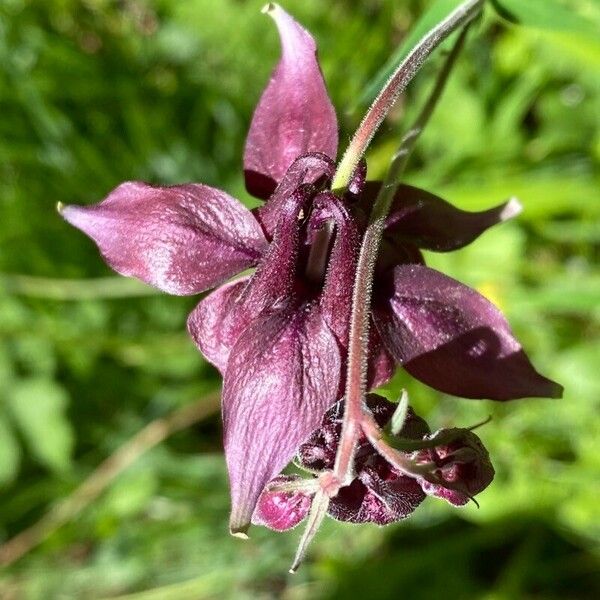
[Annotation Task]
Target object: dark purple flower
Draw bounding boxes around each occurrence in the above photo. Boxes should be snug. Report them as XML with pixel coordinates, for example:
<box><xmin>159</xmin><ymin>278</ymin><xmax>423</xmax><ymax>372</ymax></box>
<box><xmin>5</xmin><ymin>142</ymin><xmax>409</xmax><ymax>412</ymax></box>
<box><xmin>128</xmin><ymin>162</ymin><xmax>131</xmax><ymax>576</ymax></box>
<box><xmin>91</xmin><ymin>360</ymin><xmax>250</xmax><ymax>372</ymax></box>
<box><xmin>255</xmin><ymin>395</ymin><xmax>429</xmax><ymax>528</ymax></box>
<box><xmin>253</xmin><ymin>475</ymin><xmax>314</xmax><ymax>532</ymax></box>
<box><xmin>411</xmin><ymin>428</ymin><xmax>495</xmax><ymax>506</ymax></box>
<box><xmin>59</xmin><ymin>4</ymin><xmax>560</xmax><ymax>535</ymax></box>
<box><xmin>255</xmin><ymin>395</ymin><xmax>495</xmax><ymax>530</ymax></box>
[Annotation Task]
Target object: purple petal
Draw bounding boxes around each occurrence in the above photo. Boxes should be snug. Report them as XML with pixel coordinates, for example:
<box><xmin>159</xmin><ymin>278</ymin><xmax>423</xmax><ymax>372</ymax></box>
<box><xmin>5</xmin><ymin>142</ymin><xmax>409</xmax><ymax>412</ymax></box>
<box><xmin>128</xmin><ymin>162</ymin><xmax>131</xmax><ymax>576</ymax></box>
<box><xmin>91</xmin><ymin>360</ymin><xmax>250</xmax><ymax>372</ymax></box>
<box><xmin>374</xmin><ymin>264</ymin><xmax>563</xmax><ymax>400</ymax></box>
<box><xmin>387</xmin><ymin>185</ymin><xmax>522</xmax><ymax>251</ymax></box>
<box><xmin>252</xmin><ymin>475</ymin><xmax>312</xmax><ymax>531</ymax></box>
<box><xmin>187</xmin><ymin>277</ymin><xmax>250</xmax><ymax>374</ymax></box>
<box><xmin>223</xmin><ymin>303</ymin><xmax>340</xmax><ymax>535</ymax></box>
<box><xmin>188</xmin><ymin>186</ymin><xmax>309</xmax><ymax>372</ymax></box>
<box><xmin>255</xmin><ymin>152</ymin><xmax>335</xmax><ymax>240</ymax></box>
<box><xmin>243</xmin><ymin>187</ymin><xmax>306</xmax><ymax>308</ymax></box>
<box><xmin>314</xmin><ymin>193</ymin><xmax>360</xmax><ymax>345</ymax></box>
<box><xmin>366</xmin><ymin>327</ymin><xmax>396</xmax><ymax>390</ymax></box>
<box><xmin>60</xmin><ymin>182</ymin><xmax>267</xmax><ymax>295</ymax></box>
<box><xmin>362</xmin><ymin>182</ymin><xmax>522</xmax><ymax>252</ymax></box>
<box><xmin>244</xmin><ymin>4</ymin><xmax>338</xmax><ymax>199</ymax></box>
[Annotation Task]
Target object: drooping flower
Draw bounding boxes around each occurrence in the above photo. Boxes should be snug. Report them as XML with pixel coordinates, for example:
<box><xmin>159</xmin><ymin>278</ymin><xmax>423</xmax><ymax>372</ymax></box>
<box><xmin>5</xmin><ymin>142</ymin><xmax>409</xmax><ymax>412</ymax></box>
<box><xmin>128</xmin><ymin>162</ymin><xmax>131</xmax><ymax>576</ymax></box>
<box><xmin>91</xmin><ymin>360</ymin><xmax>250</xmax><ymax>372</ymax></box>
<box><xmin>255</xmin><ymin>395</ymin><xmax>430</xmax><ymax>528</ymax></box>
<box><xmin>254</xmin><ymin>394</ymin><xmax>494</xmax><ymax>530</ymax></box>
<box><xmin>59</xmin><ymin>4</ymin><xmax>561</xmax><ymax>535</ymax></box>
<box><xmin>411</xmin><ymin>428</ymin><xmax>495</xmax><ymax>506</ymax></box>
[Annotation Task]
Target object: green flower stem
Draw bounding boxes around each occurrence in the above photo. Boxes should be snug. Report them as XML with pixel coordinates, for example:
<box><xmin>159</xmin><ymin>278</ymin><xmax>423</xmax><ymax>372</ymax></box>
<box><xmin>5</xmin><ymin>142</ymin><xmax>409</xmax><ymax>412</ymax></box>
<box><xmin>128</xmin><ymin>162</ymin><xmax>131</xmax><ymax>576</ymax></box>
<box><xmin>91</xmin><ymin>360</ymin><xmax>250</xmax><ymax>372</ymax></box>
<box><xmin>331</xmin><ymin>0</ymin><xmax>482</xmax><ymax>192</ymax></box>
<box><xmin>292</xmin><ymin>15</ymin><xmax>474</xmax><ymax>572</ymax></box>
<box><xmin>334</xmin><ymin>21</ymin><xmax>473</xmax><ymax>488</ymax></box>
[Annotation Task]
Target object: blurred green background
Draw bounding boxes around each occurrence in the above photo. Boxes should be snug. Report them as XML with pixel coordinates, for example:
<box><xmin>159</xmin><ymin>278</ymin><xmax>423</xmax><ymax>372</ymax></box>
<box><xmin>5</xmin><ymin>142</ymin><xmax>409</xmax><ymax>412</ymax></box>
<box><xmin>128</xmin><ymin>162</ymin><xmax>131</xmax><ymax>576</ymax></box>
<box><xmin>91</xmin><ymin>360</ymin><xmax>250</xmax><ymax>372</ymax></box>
<box><xmin>0</xmin><ymin>0</ymin><xmax>598</xmax><ymax>598</ymax></box>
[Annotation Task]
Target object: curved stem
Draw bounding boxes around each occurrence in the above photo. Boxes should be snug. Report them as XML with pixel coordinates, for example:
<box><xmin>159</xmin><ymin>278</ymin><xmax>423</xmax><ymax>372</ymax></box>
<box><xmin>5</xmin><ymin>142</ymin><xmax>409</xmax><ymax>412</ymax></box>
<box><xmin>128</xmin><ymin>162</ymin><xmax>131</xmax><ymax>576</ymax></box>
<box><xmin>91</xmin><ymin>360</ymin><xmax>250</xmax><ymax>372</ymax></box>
<box><xmin>333</xmin><ymin>19</ymin><xmax>473</xmax><ymax>491</ymax></box>
<box><xmin>290</xmin><ymin>16</ymin><xmax>474</xmax><ymax>572</ymax></box>
<box><xmin>332</xmin><ymin>0</ymin><xmax>482</xmax><ymax>191</ymax></box>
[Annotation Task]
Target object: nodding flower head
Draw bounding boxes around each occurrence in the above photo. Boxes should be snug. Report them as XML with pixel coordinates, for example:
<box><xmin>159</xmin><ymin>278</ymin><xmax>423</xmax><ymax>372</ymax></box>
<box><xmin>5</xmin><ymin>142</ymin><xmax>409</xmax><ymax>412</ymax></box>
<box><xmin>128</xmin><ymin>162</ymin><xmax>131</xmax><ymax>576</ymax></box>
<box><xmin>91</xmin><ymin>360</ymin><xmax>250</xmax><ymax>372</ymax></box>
<box><xmin>254</xmin><ymin>395</ymin><xmax>496</xmax><ymax>530</ymax></box>
<box><xmin>411</xmin><ymin>428</ymin><xmax>495</xmax><ymax>506</ymax></box>
<box><xmin>60</xmin><ymin>3</ymin><xmax>561</xmax><ymax>537</ymax></box>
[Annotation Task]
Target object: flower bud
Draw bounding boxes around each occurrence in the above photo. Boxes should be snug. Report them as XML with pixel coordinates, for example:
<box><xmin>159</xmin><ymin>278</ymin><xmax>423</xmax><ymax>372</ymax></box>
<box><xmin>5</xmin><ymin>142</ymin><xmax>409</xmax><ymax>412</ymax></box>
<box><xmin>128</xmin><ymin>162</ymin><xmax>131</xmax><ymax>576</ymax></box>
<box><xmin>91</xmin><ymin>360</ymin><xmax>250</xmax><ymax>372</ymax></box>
<box><xmin>412</xmin><ymin>428</ymin><xmax>494</xmax><ymax>506</ymax></box>
<box><xmin>252</xmin><ymin>475</ymin><xmax>313</xmax><ymax>531</ymax></box>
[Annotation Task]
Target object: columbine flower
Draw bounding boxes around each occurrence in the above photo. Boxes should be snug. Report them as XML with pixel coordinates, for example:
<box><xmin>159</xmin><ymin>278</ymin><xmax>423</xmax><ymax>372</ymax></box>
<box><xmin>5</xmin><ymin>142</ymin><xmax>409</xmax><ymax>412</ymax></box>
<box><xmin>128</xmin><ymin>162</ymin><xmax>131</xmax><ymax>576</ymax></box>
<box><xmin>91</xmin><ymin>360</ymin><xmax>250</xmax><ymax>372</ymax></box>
<box><xmin>59</xmin><ymin>4</ymin><xmax>561</xmax><ymax>535</ymax></box>
<box><xmin>411</xmin><ymin>428</ymin><xmax>495</xmax><ymax>506</ymax></box>
<box><xmin>254</xmin><ymin>395</ymin><xmax>430</xmax><ymax>529</ymax></box>
<box><xmin>254</xmin><ymin>394</ymin><xmax>494</xmax><ymax>530</ymax></box>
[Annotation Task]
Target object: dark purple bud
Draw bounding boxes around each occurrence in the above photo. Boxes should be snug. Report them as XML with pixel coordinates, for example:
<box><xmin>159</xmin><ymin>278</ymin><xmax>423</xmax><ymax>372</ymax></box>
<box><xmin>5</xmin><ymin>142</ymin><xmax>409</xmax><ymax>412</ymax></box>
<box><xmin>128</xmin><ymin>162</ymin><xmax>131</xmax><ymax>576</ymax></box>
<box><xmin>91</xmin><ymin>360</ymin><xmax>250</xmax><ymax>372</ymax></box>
<box><xmin>298</xmin><ymin>394</ymin><xmax>428</xmax><ymax>473</ymax></box>
<box><xmin>328</xmin><ymin>462</ymin><xmax>425</xmax><ymax>525</ymax></box>
<box><xmin>244</xmin><ymin>4</ymin><xmax>338</xmax><ymax>199</ymax></box>
<box><xmin>252</xmin><ymin>475</ymin><xmax>313</xmax><ymax>531</ymax></box>
<box><xmin>296</xmin><ymin>394</ymin><xmax>429</xmax><ymax>525</ymax></box>
<box><xmin>412</xmin><ymin>428</ymin><xmax>495</xmax><ymax>506</ymax></box>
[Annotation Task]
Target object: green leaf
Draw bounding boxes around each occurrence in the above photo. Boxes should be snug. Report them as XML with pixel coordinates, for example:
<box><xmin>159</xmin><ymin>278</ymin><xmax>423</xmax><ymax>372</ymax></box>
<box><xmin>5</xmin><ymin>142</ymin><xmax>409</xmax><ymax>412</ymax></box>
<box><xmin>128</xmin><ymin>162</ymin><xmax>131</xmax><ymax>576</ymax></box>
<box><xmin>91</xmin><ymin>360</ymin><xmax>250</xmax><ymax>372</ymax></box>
<box><xmin>491</xmin><ymin>0</ymin><xmax>599</xmax><ymax>38</ymax></box>
<box><xmin>352</xmin><ymin>0</ymin><xmax>467</xmax><ymax>110</ymax></box>
<box><xmin>0</xmin><ymin>413</ymin><xmax>21</xmax><ymax>485</ymax></box>
<box><xmin>6</xmin><ymin>378</ymin><xmax>74</xmax><ymax>473</ymax></box>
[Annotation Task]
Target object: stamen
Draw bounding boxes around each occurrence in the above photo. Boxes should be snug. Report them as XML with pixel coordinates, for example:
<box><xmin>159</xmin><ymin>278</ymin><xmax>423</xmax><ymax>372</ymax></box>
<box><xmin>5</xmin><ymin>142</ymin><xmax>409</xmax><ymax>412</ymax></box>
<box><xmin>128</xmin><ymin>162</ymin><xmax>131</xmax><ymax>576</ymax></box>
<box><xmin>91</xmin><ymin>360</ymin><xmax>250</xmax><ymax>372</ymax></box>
<box><xmin>390</xmin><ymin>389</ymin><xmax>410</xmax><ymax>435</ymax></box>
<box><xmin>305</xmin><ymin>220</ymin><xmax>335</xmax><ymax>285</ymax></box>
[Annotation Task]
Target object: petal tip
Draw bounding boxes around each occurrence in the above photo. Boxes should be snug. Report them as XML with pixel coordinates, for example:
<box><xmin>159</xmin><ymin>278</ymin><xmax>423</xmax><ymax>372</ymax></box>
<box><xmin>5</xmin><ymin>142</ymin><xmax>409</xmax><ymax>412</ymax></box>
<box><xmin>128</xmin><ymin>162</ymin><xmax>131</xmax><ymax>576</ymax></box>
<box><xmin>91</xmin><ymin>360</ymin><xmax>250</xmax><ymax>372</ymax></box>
<box><xmin>57</xmin><ymin>203</ymin><xmax>86</xmax><ymax>228</ymax></box>
<box><xmin>230</xmin><ymin>529</ymin><xmax>250</xmax><ymax>540</ymax></box>
<box><xmin>548</xmin><ymin>380</ymin><xmax>564</xmax><ymax>399</ymax></box>
<box><xmin>261</xmin><ymin>2</ymin><xmax>277</xmax><ymax>15</ymax></box>
<box><xmin>229</xmin><ymin>504</ymin><xmax>252</xmax><ymax>539</ymax></box>
<box><xmin>500</xmin><ymin>197</ymin><xmax>523</xmax><ymax>222</ymax></box>
<box><xmin>229</xmin><ymin>523</ymin><xmax>250</xmax><ymax>539</ymax></box>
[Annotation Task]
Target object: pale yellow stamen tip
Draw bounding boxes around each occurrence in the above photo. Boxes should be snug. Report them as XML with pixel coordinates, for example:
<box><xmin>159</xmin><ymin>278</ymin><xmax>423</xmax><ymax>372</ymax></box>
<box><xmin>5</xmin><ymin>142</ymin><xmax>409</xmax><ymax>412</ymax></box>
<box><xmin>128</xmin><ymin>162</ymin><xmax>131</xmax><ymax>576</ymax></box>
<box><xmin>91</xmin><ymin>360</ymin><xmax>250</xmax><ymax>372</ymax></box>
<box><xmin>231</xmin><ymin>531</ymin><xmax>249</xmax><ymax>540</ymax></box>
<box><xmin>261</xmin><ymin>2</ymin><xmax>277</xmax><ymax>15</ymax></box>
<box><xmin>56</xmin><ymin>201</ymin><xmax>64</xmax><ymax>213</ymax></box>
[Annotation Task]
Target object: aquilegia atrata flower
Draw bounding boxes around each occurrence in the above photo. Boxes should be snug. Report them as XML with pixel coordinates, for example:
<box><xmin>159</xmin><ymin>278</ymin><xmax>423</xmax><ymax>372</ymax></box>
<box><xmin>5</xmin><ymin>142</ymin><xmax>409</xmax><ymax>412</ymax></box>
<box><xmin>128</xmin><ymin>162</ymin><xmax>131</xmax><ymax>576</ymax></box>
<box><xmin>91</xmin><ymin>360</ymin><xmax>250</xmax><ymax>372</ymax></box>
<box><xmin>60</xmin><ymin>4</ymin><xmax>561</xmax><ymax>535</ymax></box>
<box><xmin>253</xmin><ymin>394</ymin><xmax>494</xmax><ymax>530</ymax></box>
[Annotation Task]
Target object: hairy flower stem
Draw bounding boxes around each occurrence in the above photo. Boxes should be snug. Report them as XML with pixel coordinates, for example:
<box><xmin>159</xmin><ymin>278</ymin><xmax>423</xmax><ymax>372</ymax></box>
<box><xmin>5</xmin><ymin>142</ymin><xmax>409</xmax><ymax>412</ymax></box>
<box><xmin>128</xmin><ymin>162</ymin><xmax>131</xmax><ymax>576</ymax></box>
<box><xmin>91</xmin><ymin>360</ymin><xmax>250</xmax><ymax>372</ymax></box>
<box><xmin>331</xmin><ymin>0</ymin><xmax>482</xmax><ymax>191</ymax></box>
<box><xmin>290</xmin><ymin>17</ymin><xmax>473</xmax><ymax>573</ymax></box>
<box><xmin>334</xmin><ymin>20</ymin><xmax>473</xmax><ymax>489</ymax></box>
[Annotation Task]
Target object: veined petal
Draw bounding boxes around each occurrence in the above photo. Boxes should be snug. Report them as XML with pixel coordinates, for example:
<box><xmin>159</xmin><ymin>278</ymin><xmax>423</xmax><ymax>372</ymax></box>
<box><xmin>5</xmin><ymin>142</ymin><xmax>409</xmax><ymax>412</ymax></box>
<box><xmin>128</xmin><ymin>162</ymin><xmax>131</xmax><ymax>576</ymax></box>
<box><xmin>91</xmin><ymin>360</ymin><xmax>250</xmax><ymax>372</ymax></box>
<box><xmin>189</xmin><ymin>185</ymin><xmax>310</xmax><ymax>374</ymax></box>
<box><xmin>223</xmin><ymin>303</ymin><xmax>340</xmax><ymax>535</ymax></box>
<box><xmin>60</xmin><ymin>182</ymin><xmax>267</xmax><ymax>295</ymax></box>
<box><xmin>244</xmin><ymin>4</ymin><xmax>338</xmax><ymax>199</ymax></box>
<box><xmin>361</xmin><ymin>181</ymin><xmax>522</xmax><ymax>252</ymax></box>
<box><xmin>255</xmin><ymin>152</ymin><xmax>335</xmax><ymax>240</ymax></box>
<box><xmin>374</xmin><ymin>264</ymin><xmax>563</xmax><ymax>400</ymax></box>
<box><xmin>187</xmin><ymin>277</ymin><xmax>250</xmax><ymax>374</ymax></box>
